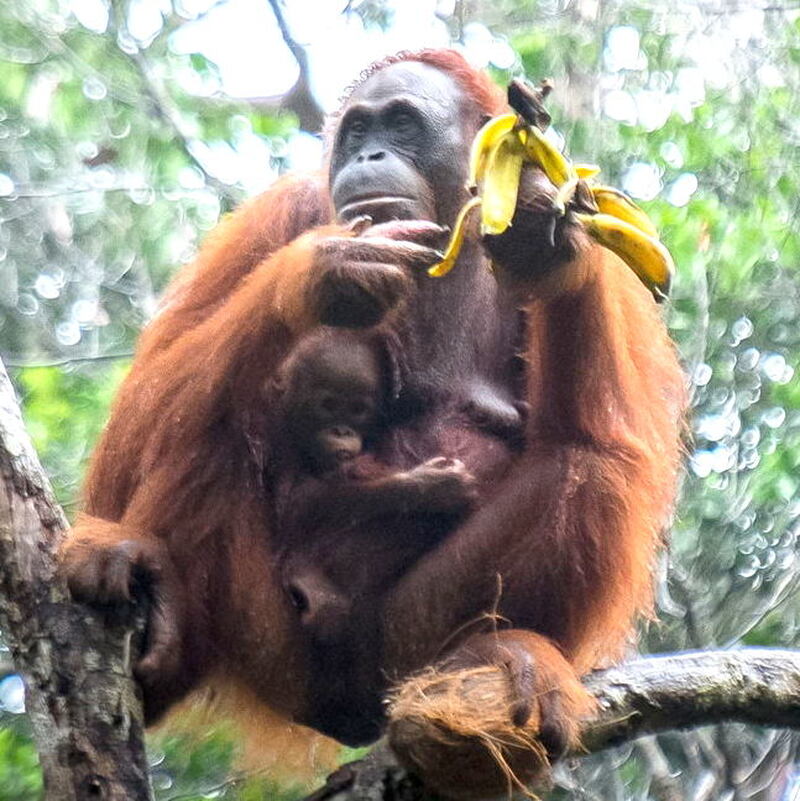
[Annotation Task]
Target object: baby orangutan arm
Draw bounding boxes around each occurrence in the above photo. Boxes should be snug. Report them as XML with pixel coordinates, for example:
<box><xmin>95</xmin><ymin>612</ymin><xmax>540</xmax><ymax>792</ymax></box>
<box><xmin>280</xmin><ymin>457</ymin><xmax>477</xmax><ymax>534</ymax></box>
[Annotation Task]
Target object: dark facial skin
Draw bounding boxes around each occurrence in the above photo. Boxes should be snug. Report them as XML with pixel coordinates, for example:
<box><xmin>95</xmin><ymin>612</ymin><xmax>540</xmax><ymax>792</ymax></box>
<box><xmin>330</xmin><ymin>62</ymin><xmax>476</xmax><ymax>229</ymax></box>
<box><xmin>280</xmin><ymin>335</ymin><xmax>383</xmax><ymax>473</ymax></box>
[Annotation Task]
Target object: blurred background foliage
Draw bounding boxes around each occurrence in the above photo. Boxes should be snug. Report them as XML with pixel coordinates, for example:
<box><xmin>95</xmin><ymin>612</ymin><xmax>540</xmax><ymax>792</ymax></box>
<box><xmin>1</xmin><ymin>0</ymin><xmax>800</xmax><ymax>798</ymax></box>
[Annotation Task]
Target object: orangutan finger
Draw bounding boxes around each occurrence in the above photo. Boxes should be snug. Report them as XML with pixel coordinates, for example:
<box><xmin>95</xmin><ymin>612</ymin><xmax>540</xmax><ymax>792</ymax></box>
<box><xmin>537</xmin><ymin>690</ymin><xmax>571</xmax><ymax>759</ymax></box>
<box><xmin>320</xmin><ymin>236</ymin><xmax>442</xmax><ymax>268</ymax></box>
<box><xmin>135</xmin><ymin>587</ymin><xmax>182</xmax><ymax>686</ymax></box>
<box><xmin>503</xmin><ymin>648</ymin><xmax>536</xmax><ymax>727</ymax></box>
<box><xmin>364</xmin><ymin>220</ymin><xmax>450</xmax><ymax>249</ymax></box>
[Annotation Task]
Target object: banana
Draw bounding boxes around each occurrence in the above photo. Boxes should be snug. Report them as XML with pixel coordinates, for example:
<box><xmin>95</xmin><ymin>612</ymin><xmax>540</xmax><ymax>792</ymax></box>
<box><xmin>480</xmin><ymin>132</ymin><xmax>525</xmax><ymax>235</ymax></box>
<box><xmin>433</xmin><ymin>96</ymin><xmax>674</xmax><ymax>301</ymax></box>
<box><xmin>575</xmin><ymin>163</ymin><xmax>601</xmax><ymax>180</ymax></box>
<box><xmin>590</xmin><ymin>185</ymin><xmax>659</xmax><ymax>238</ymax></box>
<box><xmin>468</xmin><ymin>113</ymin><xmax>518</xmax><ymax>188</ymax></box>
<box><xmin>574</xmin><ymin>212</ymin><xmax>674</xmax><ymax>300</ymax></box>
<box><xmin>517</xmin><ymin>124</ymin><xmax>575</xmax><ymax>187</ymax></box>
<box><xmin>428</xmin><ymin>196</ymin><xmax>482</xmax><ymax>277</ymax></box>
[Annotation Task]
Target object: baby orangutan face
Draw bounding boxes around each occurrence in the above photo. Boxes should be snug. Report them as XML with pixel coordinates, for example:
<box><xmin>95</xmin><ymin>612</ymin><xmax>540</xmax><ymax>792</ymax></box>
<box><xmin>277</xmin><ymin>331</ymin><xmax>384</xmax><ymax>473</ymax></box>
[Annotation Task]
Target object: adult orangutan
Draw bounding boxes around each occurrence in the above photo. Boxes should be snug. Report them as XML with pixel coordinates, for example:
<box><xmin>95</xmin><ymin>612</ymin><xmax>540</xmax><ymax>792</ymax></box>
<box><xmin>61</xmin><ymin>49</ymin><xmax>685</xmax><ymax>797</ymax></box>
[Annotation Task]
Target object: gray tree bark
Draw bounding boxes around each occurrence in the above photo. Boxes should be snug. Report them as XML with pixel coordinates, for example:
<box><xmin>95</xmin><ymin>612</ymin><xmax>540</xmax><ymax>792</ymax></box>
<box><xmin>583</xmin><ymin>649</ymin><xmax>800</xmax><ymax>751</ymax></box>
<box><xmin>0</xmin><ymin>358</ymin><xmax>152</xmax><ymax>801</ymax></box>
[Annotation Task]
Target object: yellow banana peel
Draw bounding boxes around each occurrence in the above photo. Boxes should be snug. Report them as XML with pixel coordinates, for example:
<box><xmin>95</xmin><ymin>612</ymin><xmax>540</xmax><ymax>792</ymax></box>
<box><xmin>468</xmin><ymin>113</ymin><xmax>518</xmax><ymax>188</ymax></box>
<box><xmin>575</xmin><ymin>163</ymin><xmax>601</xmax><ymax>180</ymax></box>
<box><xmin>518</xmin><ymin>124</ymin><xmax>576</xmax><ymax>187</ymax></box>
<box><xmin>428</xmin><ymin>196</ymin><xmax>482</xmax><ymax>277</ymax></box>
<box><xmin>574</xmin><ymin>212</ymin><xmax>674</xmax><ymax>300</ymax></box>
<box><xmin>590</xmin><ymin>185</ymin><xmax>659</xmax><ymax>238</ymax></box>
<box><xmin>430</xmin><ymin>97</ymin><xmax>674</xmax><ymax>301</ymax></box>
<box><xmin>480</xmin><ymin>132</ymin><xmax>525</xmax><ymax>236</ymax></box>
<box><xmin>432</xmin><ymin>113</ymin><xmax>524</xmax><ymax>275</ymax></box>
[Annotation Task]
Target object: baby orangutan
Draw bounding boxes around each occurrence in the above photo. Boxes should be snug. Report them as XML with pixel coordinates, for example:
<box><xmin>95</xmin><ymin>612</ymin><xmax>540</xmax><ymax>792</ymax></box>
<box><xmin>268</xmin><ymin>328</ymin><xmax>477</xmax><ymax>643</ymax></box>
<box><xmin>268</xmin><ymin>327</ymin><xmax>526</xmax><ymax>645</ymax></box>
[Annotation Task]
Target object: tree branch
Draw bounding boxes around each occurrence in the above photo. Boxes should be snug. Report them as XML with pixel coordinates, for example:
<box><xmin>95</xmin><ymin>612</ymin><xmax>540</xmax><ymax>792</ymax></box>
<box><xmin>0</xmin><ymin>357</ymin><xmax>150</xmax><ymax>801</ymax></box>
<box><xmin>302</xmin><ymin>649</ymin><xmax>800</xmax><ymax>801</ymax></box>
<box><xmin>264</xmin><ymin>0</ymin><xmax>325</xmax><ymax>133</ymax></box>
<box><xmin>108</xmin><ymin>0</ymin><xmax>240</xmax><ymax>209</ymax></box>
<box><xmin>582</xmin><ymin>649</ymin><xmax>800</xmax><ymax>750</ymax></box>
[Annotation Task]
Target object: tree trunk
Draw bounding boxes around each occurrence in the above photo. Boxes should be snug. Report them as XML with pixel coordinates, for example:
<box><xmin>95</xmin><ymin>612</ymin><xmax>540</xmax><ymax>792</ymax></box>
<box><xmin>0</xmin><ymin>358</ymin><xmax>151</xmax><ymax>801</ymax></box>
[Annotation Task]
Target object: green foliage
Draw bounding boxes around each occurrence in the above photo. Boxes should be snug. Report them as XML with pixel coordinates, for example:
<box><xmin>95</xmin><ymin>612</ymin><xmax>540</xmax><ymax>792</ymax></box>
<box><xmin>14</xmin><ymin>362</ymin><xmax>129</xmax><ymax>508</ymax></box>
<box><xmin>0</xmin><ymin>728</ymin><xmax>43</xmax><ymax>801</ymax></box>
<box><xmin>147</xmin><ymin>725</ymin><xmax>309</xmax><ymax>801</ymax></box>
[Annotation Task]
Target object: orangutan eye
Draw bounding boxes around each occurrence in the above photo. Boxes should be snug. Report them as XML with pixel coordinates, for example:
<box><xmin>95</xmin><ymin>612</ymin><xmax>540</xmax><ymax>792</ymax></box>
<box><xmin>389</xmin><ymin>108</ymin><xmax>420</xmax><ymax>138</ymax></box>
<box><xmin>343</xmin><ymin>117</ymin><xmax>368</xmax><ymax>149</ymax></box>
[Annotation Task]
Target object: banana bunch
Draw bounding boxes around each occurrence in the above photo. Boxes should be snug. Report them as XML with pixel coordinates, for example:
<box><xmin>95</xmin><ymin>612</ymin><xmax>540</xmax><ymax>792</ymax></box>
<box><xmin>428</xmin><ymin>105</ymin><xmax>675</xmax><ymax>302</ymax></box>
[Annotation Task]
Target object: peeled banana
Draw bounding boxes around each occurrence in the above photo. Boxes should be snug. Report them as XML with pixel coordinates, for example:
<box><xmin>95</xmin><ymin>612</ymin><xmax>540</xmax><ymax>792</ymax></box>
<box><xmin>574</xmin><ymin>212</ymin><xmax>674</xmax><ymax>300</ymax></box>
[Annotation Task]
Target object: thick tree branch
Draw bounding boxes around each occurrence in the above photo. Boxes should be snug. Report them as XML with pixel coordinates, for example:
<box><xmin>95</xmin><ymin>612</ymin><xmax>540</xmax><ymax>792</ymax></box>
<box><xmin>582</xmin><ymin>649</ymin><xmax>800</xmax><ymax>750</ymax></box>
<box><xmin>302</xmin><ymin>649</ymin><xmax>800</xmax><ymax>801</ymax></box>
<box><xmin>0</xmin><ymin>358</ymin><xmax>150</xmax><ymax>801</ymax></box>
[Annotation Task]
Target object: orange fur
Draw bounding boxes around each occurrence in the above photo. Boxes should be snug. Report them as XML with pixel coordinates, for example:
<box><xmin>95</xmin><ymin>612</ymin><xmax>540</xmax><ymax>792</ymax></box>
<box><xmin>384</xmin><ymin>237</ymin><xmax>685</xmax><ymax>674</ymax></box>
<box><xmin>162</xmin><ymin>679</ymin><xmax>341</xmax><ymax>786</ymax></box>
<box><xmin>60</xmin><ymin>49</ymin><xmax>686</xmax><ymax>795</ymax></box>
